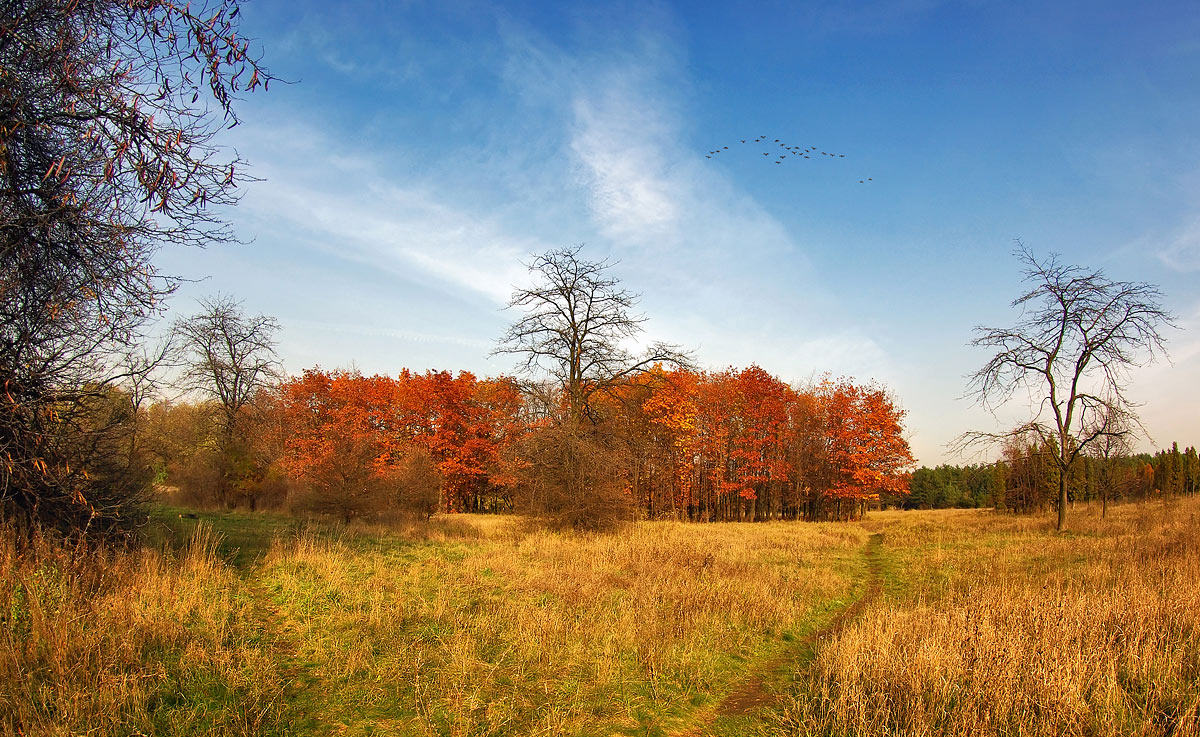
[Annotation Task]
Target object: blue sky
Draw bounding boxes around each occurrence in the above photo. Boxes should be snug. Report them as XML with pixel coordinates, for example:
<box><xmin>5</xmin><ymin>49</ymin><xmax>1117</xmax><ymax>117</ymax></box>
<box><xmin>157</xmin><ymin>0</ymin><xmax>1200</xmax><ymax>465</ymax></box>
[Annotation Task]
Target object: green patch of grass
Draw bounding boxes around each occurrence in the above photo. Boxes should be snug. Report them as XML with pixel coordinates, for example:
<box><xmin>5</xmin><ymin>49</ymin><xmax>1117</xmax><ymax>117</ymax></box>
<box><xmin>145</xmin><ymin>505</ymin><xmax>304</xmax><ymax>567</ymax></box>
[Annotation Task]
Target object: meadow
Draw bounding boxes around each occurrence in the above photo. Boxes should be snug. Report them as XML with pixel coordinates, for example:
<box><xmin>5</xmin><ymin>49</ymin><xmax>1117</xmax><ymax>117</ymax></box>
<box><xmin>2</xmin><ymin>498</ymin><xmax>1197</xmax><ymax>736</ymax></box>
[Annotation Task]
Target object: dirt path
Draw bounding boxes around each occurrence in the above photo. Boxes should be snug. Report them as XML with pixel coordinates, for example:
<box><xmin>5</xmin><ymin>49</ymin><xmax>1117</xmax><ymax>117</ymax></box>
<box><xmin>245</xmin><ymin>575</ymin><xmax>319</xmax><ymax>699</ymax></box>
<box><xmin>673</xmin><ymin>533</ymin><xmax>885</xmax><ymax>736</ymax></box>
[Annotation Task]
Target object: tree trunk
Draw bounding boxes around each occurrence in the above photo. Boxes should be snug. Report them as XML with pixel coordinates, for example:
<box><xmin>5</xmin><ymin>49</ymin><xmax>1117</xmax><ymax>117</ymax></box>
<box><xmin>1057</xmin><ymin>471</ymin><xmax>1068</xmax><ymax>532</ymax></box>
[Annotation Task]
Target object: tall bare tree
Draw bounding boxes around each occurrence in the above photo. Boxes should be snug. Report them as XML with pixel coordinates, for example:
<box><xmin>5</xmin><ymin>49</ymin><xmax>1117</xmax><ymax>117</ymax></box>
<box><xmin>0</xmin><ymin>0</ymin><xmax>269</xmax><ymax>535</ymax></box>
<box><xmin>962</xmin><ymin>244</ymin><xmax>1173</xmax><ymax>531</ymax></box>
<box><xmin>174</xmin><ymin>295</ymin><xmax>280</xmax><ymax>507</ymax></box>
<box><xmin>495</xmin><ymin>245</ymin><xmax>688</xmax><ymax>529</ymax></box>
<box><xmin>495</xmin><ymin>245</ymin><xmax>688</xmax><ymax>424</ymax></box>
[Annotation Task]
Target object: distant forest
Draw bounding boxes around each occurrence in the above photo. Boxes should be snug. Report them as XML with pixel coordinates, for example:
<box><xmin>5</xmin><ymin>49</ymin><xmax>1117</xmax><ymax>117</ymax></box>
<box><xmin>901</xmin><ymin>442</ymin><xmax>1199</xmax><ymax>512</ymax></box>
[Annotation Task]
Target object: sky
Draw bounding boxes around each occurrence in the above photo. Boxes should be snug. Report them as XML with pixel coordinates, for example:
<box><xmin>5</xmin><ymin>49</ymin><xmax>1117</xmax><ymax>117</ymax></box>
<box><xmin>156</xmin><ymin>0</ymin><xmax>1200</xmax><ymax>466</ymax></box>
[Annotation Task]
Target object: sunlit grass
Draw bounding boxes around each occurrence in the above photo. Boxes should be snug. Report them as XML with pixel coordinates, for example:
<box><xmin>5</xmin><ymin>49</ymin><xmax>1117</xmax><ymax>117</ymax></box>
<box><xmin>781</xmin><ymin>498</ymin><xmax>1200</xmax><ymax>737</ymax></box>
<box><xmin>8</xmin><ymin>499</ymin><xmax>1196</xmax><ymax>736</ymax></box>
<box><xmin>1</xmin><ymin>511</ymin><xmax>864</xmax><ymax>736</ymax></box>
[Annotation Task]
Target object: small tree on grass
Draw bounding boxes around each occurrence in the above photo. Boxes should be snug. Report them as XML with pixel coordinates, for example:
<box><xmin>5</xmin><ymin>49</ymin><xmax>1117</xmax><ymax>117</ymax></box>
<box><xmin>1085</xmin><ymin>402</ymin><xmax>1136</xmax><ymax>519</ymax></box>
<box><xmin>961</xmin><ymin>244</ymin><xmax>1173</xmax><ymax>531</ymax></box>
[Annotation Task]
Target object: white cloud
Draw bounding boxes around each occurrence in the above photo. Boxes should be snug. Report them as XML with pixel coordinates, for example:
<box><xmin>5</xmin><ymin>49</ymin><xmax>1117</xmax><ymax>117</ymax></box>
<box><xmin>570</xmin><ymin>87</ymin><xmax>680</xmax><ymax>245</ymax></box>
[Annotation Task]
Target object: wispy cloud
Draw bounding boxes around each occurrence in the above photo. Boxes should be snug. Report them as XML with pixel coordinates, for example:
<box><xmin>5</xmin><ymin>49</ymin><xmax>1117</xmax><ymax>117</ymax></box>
<box><xmin>1157</xmin><ymin>217</ymin><xmax>1200</xmax><ymax>272</ymax></box>
<box><xmin>229</xmin><ymin>118</ymin><xmax>537</xmax><ymax>304</ymax></box>
<box><xmin>571</xmin><ymin>90</ymin><xmax>679</xmax><ymax>245</ymax></box>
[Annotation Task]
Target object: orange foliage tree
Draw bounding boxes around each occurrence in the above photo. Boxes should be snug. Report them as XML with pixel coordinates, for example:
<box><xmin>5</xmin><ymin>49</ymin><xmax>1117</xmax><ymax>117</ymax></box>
<box><xmin>805</xmin><ymin>378</ymin><xmax>914</xmax><ymax>520</ymax></box>
<box><xmin>276</xmin><ymin>370</ymin><xmax>404</xmax><ymax>522</ymax></box>
<box><xmin>274</xmin><ymin>368</ymin><xmax>523</xmax><ymax>518</ymax></box>
<box><xmin>600</xmin><ymin>366</ymin><xmax>912</xmax><ymax>522</ymax></box>
<box><xmin>268</xmin><ymin>362</ymin><xmax>910</xmax><ymax>523</ymax></box>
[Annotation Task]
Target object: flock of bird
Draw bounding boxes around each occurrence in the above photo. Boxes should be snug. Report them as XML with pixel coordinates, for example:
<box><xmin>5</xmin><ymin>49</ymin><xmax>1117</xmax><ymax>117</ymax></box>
<box><xmin>705</xmin><ymin>135</ymin><xmax>873</xmax><ymax>183</ymax></box>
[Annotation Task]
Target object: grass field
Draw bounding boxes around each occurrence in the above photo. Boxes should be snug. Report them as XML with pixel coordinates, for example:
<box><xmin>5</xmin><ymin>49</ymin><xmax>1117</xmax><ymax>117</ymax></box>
<box><xmin>3</xmin><ymin>498</ymin><xmax>1198</xmax><ymax>736</ymax></box>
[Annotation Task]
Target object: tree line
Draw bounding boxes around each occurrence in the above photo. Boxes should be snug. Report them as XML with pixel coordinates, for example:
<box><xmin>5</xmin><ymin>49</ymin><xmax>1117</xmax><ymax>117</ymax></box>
<box><xmin>904</xmin><ymin>441</ymin><xmax>1199</xmax><ymax>514</ymax></box>
<box><xmin>139</xmin><ymin>362</ymin><xmax>914</xmax><ymax>527</ymax></box>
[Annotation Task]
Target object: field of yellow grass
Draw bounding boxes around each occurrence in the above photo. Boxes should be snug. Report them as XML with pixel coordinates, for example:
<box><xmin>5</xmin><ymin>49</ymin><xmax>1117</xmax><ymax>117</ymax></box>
<box><xmin>2</xmin><ymin>498</ymin><xmax>1197</xmax><ymax>736</ymax></box>
<box><xmin>782</xmin><ymin>499</ymin><xmax>1200</xmax><ymax>737</ymax></box>
<box><xmin>1</xmin><ymin>512</ymin><xmax>865</xmax><ymax>735</ymax></box>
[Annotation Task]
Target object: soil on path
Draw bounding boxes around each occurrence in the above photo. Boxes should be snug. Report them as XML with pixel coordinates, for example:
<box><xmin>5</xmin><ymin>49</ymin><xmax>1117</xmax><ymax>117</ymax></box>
<box><xmin>673</xmin><ymin>532</ymin><xmax>885</xmax><ymax>736</ymax></box>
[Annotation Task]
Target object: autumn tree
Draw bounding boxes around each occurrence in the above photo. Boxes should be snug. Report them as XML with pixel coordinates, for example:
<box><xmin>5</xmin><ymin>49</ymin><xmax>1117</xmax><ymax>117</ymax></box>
<box><xmin>173</xmin><ymin>295</ymin><xmax>280</xmax><ymax>507</ymax></box>
<box><xmin>962</xmin><ymin>245</ymin><xmax>1173</xmax><ymax>531</ymax></box>
<box><xmin>277</xmin><ymin>370</ymin><xmax>412</xmax><ymax>523</ymax></box>
<box><xmin>0</xmin><ymin>0</ymin><xmax>269</xmax><ymax>535</ymax></box>
<box><xmin>794</xmin><ymin>378</ymin><xmax>913</xmax><ymax>521</ymax></box>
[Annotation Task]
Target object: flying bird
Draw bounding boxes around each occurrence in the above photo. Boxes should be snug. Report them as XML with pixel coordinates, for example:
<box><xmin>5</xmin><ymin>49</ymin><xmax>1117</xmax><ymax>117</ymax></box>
<box><xmin>702</xmin><ymin>133</ymin><xmax>868</xmax><ymax>183</ymax></box>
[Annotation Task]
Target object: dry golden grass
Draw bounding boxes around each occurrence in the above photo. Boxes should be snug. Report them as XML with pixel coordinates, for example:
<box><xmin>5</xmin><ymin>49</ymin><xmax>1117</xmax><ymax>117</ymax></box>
<box><xmin>10</xmin><ymin>500</ymin><xmax>1195</xmax><ymax>736</ymax></box>
<box><xmin>0</xmin><ymin>524</ymin><xmax>286</xmax><ymax>736</ymax></box>
<box><xmin>783</xmin><ymin>498</ymin><xmax>1200</xmax><ymax>737</ymax></box>
<box><xmin>258</xmin><ymin>516</ymin><xmax>866</xmax><ymax>735</ymax></box>
<box><xmin>0</xmin><ymin>512</ymin><xmax>866</xmax><ymax>736</ymax></box>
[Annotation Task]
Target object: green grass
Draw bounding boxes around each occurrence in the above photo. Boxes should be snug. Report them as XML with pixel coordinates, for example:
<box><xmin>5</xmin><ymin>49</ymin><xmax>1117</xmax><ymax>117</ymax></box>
<box><xmin>17</xmin><ymin>502</ymin><xmax>1189</xmax><ymax>736</ymax></box>
<box><xmin>99</xmin><ymin>507</ymin><xmax>864</xmax><ymax>736</ymax></box>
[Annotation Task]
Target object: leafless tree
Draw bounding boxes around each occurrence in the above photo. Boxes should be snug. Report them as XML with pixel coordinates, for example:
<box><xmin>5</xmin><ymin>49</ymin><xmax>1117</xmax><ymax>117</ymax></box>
<box><xmin>1085</xmin><ymin>401</ymin><xmax>1137</xmax><ymax>519</ymax></box>
<box><xmin>0</xmin><ymin>0</ymin><xmax>269</xmax><ymax>536</ymax></box>
<box><xmin>173</xmin><ymin>295</ymin><xmax>280</xmax><ymax>507</ymax></box>
<box><xmin>495</xmin><ymin>245</ymin><xmax>689</xmax><ymax>424</ymax></box>
<box><xmin>960</xmin><ymin>244</ymin><xmax>1173</xmax><ymax>531</ymax></box>
<box><xmin>495</xmin><ymin>246</ymin><xmax>688</xmax><ymax>529</ymax></box>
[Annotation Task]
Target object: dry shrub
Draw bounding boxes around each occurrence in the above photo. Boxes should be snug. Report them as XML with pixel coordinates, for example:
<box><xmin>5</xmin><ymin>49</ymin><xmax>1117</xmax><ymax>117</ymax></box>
<box><xmin>511</xmin><ymin>422</ymin><xmax>633</xmax><ymax>531</ymax></box>
<box><xmin>390</xmin><ymin>445</ymin><xmax>442</xmax><ymax>521</ymax></box>
<box><xmin>785</xmin><ymin>499</ymin><xmax>1200</xmax><ymax>737</ymax></box>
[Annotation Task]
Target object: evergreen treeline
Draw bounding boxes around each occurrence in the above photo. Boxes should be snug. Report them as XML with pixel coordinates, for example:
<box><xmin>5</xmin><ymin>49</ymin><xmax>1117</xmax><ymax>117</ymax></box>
<box><xmin>902</xmin><ymin>442</ymin><xmax>1200</xmax><ymax>511</ymax></box>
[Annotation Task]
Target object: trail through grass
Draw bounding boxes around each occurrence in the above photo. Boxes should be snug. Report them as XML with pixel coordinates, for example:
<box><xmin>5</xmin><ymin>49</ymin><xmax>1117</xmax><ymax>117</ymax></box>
<box><xmin>5</xmin><ymin>500</ymin><xmax>1197</xmax><ymax>736</ymax></box>
<box><xmin>671</xmin><ymin>532</ymin><xmax>885</xmax><ymax>737</ymax></box>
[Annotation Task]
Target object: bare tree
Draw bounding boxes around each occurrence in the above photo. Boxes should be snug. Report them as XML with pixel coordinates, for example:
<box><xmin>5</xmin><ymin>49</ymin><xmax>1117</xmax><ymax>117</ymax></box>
<box><xmin>1085</xmin><ymin>401</ymin><xmax>1137</xmax><ymax>519</ymax></box>
<box><xmin>495</xmin><ymin>245</ymin><xmax>689</xmax><ymax>424</ymax></box>
<box><xmin>0</xmin><ymin>0</ymin><xmax>269</xmax><ymax>535</ymax></box>
<box><xmin>495</xmin><ymin>246</ymin><xmax>688</xmax><ymax>529</ymax></box>
<box><xmin>961</xmin><ymin>244</ymin><xmax>1173</xmax><ymax>531</ymax></box>
<box><xmin>173</xmin><ymin>295</ymin><xmax>280</xmax><ymax>507</ymax></box>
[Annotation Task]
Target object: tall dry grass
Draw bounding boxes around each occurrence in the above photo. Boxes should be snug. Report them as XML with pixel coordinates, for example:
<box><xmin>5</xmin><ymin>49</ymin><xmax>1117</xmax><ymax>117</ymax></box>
<box><xmin>783</xmin><ymin>499</ymin><xmax>1200</xmax><ymax>736</ymax></box>
<box><xmin>257</xmin><ymin>517</ymin><xmax>867</xmax><ymax>735</ymax></box>
<box><xmin>0</xmin><ymin>524</ymin><xmax>286</xmax><ymax>736</ymax></box>
<box><xmin>1</xmin><ymin>511</ymin><xmax>868</xmax><ymax>736</ymax></box>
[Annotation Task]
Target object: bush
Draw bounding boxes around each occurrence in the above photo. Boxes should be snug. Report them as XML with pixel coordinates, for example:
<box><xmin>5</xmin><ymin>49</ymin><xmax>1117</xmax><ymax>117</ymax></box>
<box><xmin>511</xmin><ymin>422</ymin><xmax>633</xmax><ymax>531</ymax></box>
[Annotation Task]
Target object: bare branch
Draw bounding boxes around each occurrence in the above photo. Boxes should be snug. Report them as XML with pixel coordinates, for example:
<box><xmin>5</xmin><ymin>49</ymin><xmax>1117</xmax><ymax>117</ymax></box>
<box><xmin>495</xmin><ymin>245</ymin><xmax>692</xmax><ymax>424</ymax></box>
